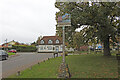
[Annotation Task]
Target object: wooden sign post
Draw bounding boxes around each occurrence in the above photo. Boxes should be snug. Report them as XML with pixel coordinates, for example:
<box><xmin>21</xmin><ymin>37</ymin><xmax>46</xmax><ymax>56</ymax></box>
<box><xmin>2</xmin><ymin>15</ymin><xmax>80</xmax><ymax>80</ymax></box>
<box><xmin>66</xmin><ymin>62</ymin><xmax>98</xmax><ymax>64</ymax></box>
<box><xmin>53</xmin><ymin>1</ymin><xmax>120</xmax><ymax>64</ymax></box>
<box><xmin>57</xmin><ymin>13</ymin><xmax>71</xmax><ymax>78</ymax></box>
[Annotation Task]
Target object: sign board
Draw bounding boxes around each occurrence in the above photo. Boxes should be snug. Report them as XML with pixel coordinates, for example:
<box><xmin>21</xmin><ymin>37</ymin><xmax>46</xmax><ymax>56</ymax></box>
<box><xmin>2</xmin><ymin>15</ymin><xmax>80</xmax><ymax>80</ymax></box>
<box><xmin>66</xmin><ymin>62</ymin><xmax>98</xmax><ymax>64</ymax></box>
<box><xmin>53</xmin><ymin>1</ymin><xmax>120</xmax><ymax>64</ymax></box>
<box><xmin>57</xmin><ymin>13</ymin><xmax>71</xmax><ymax>27</ymax></box>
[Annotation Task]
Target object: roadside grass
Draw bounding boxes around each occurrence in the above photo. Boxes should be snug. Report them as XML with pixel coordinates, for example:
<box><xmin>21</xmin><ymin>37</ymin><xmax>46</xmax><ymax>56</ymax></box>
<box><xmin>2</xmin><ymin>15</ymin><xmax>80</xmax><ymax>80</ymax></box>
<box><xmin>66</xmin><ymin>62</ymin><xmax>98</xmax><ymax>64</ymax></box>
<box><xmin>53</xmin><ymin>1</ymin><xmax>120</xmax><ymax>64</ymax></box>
<box><xmin>9</xmin><ymin>53</ymin><xmax>118</xmax><ymax>78</ymax></box>
<box><xmin>73</xmin><ymin>51</ymin><xmax>89</xmax><ymax>54</ymax></box>
<box><xmin>66</xmin><ymin>54</ymin><xmax>118</xmax><ymax>78</ymax></box>
<box><xmin>8</xmin><ymin>52</ymin><xmax>16</xmax><ymax>56</ymax></box>
<box><xmin>74</xmin><ymin>50</ymin><xmax>118</xmax><ymax>56</ymax></box>
<box><xmin>9</xmin><ymin>57</ymin><xmax>62</xmax><ymax>78</ymax></box>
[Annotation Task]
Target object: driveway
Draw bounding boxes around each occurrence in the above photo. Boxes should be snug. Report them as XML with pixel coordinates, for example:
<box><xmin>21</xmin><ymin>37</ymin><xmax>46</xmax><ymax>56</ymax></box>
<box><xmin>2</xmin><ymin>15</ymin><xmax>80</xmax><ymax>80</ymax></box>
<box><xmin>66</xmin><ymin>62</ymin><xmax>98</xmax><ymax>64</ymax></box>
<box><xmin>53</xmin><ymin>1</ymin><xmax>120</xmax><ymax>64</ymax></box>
<box><xmin>1</xmin><ymin>52</ymin><xmax>58</xmax><ymax>78</ymax></box>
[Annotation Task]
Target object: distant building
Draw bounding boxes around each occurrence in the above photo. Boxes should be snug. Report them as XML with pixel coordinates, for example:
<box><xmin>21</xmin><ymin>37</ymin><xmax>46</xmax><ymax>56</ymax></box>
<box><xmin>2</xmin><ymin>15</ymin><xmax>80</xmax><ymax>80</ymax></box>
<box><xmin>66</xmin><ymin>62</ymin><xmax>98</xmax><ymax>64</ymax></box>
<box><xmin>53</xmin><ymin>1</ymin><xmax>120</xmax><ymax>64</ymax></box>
<box><xmin>37</xmin><ymin>36</ymin><xmax>63</xmax><ymax>53</ymax></box>
<box><xmin>80</xmin><ymin>46</ymin><xmax>88</xmax><ymax>51</ymax></box>
<box><xmin>96</xmin><ymin>44</ymin><xmax>102</xmax><ymax>49</ymax></box>
<box><xmin>37</xmin><ymin>36</ymin><xmax>74</xmax><ymax>53</ymax></box>
<box><xmin>0</xmin><ymin>45</ymin><xmax>3</xmax><ymax>50</ymax></box>
<box><xmin>89</xmin><ymin>43</ymin><xmax>103</xmax><ymax>51</ymax></box>
<box><xmin>2</xmin><ymin>40</ymin><xmax>20</xmax><ymax>48</ymax></box>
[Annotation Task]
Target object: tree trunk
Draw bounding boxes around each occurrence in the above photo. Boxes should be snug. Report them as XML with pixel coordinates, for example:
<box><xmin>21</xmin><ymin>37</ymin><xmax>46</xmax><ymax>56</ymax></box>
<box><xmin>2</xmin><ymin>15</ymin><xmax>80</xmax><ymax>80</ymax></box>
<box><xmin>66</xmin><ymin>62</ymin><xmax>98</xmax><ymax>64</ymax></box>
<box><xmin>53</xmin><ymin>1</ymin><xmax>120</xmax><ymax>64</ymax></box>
<box><xmin>103</xmin><ymin>36</ymin><xmax>111</xmax><ymax>56</ymax></box>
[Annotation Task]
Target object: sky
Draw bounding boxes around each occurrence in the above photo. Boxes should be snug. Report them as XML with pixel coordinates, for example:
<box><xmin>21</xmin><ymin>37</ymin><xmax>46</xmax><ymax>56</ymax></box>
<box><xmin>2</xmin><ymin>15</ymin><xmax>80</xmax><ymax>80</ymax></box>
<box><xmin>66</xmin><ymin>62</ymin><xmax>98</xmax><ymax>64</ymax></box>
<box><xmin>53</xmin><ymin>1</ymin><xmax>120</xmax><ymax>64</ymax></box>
<box><xmin>0</xmin><ymin>0</ymin><xmax>59</xmax><ymax>45</ymax></box>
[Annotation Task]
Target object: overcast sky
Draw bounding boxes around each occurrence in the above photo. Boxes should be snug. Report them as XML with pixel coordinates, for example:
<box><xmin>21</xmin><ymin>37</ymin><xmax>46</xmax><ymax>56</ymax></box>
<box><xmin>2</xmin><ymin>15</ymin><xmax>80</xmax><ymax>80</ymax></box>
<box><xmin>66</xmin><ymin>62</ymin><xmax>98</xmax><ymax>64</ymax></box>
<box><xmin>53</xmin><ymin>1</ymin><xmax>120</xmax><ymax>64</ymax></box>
<box><xmin>0</xmin><ymin>0</ymin><xmax>59</xmax><ymax>45</ymax></box>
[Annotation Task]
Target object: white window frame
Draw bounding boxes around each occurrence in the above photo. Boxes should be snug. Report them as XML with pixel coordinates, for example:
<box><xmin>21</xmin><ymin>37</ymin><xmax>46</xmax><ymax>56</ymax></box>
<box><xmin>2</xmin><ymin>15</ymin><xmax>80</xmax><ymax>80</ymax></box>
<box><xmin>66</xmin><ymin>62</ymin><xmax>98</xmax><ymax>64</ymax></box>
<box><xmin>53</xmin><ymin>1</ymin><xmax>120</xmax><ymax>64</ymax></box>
<box><xmin>40</xmin><ymin>46</ymin><xmax>43</xmax><ymax>50</ymax></box>
<box><xmin>40</xmin><ymin>40</ymin><xmax>44</xmax><ymax>44</ymax></box>
<box><xmin>56</xmin><ymin>39</ymin><xmax>60</xmax><ymax>44</ymax></box>
<box><xmin>47</xmin><ymin>46</ymin><xmax>53</xmax><ymax>50</ymax></box>
<box><xmin>48</xmin><ymin>40</ymin><xmax>53</xmax><ymax>44</ymax></box>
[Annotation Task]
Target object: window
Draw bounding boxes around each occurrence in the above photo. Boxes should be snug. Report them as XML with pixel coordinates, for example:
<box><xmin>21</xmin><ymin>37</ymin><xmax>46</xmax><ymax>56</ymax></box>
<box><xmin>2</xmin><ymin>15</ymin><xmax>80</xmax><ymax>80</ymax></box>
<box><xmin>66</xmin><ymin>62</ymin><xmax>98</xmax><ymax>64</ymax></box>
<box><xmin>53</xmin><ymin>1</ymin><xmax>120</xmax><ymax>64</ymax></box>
<box><xmin>4</xmin><ymin>44</ymin><xmax>7</xmax><ymax>46</ymax></box>
<box><xmin>47</xmin><ymin>46</ymin><xmax>53</xmax><ymax>50</ymax></box>
<box><xmin>8</xmin><ymin>44</ymin><xmax>12</xmax><ymax>47</ymax></box>
<box><xmin>48</xmin><ymin>40</ymin><xmax>53</xmax><ymax>44</ymax></box>
<box><xmin>55</xmin><ymin>46</ymin><xmax>59</xmax><ymax>52</ymax></box>
<box><xmin>44</xmin><ymin>47</ymin><xmax>46</xmax><ymax>50</ymax></box>
<box><xmin>40</xmin><ymin>47</ymin><xmax>43</xmax><ymax>50</ymax></box>
<box><xmin>56</xmin><ymin>39</ymin><xmax>60</xmax><ymax>44</ymax></box>
<box><xmin>61</xmin><ymin>46</ymin><xmax>63</xmax><ymax>51</ymax></box>
<box><xmin>40</xmin><ymin>40</ymin><xmax>44</xmax><ymax>44</ymax></box>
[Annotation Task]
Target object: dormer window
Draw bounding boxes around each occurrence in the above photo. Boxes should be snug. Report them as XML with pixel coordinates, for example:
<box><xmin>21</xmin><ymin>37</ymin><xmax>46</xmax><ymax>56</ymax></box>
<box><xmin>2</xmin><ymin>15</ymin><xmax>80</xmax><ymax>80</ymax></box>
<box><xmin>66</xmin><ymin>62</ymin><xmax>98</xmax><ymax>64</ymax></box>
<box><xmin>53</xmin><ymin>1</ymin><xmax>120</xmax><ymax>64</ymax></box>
<box><xmin>40</xmin><ymin>40</ymin><xmax>44</xmax><ymax>44</ymax></box>
<box><xmin>56</xmin><ymin>39</ymin><xmax>60</xmax><ymax>44</ymax></box>
<box><xmin>48</xmin><ymin>40</ymin><xmax>53</xmax><ymax>44</ymax></box>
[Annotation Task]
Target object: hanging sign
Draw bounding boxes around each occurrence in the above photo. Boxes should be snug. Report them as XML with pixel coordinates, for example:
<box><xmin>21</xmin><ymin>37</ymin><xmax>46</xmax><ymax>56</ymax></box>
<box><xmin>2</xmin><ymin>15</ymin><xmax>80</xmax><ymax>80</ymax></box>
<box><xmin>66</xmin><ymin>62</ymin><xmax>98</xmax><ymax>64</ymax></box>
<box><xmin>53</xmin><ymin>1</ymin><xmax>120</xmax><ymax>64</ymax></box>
<box><xmin>57</xmin><ymin>13</ymin><xmax>71</xmax><ymax>27</ymax></box>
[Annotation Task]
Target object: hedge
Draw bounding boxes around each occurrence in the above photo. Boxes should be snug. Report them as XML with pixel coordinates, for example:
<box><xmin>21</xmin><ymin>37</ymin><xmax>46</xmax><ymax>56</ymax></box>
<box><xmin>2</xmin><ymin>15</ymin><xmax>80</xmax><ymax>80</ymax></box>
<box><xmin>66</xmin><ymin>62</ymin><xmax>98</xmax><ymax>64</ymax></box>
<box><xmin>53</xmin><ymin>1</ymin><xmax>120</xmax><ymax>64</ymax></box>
<box><xmin>12</xmin><ymin>45</ymin><xmax>37</xmax><ymax>52</ymax></box>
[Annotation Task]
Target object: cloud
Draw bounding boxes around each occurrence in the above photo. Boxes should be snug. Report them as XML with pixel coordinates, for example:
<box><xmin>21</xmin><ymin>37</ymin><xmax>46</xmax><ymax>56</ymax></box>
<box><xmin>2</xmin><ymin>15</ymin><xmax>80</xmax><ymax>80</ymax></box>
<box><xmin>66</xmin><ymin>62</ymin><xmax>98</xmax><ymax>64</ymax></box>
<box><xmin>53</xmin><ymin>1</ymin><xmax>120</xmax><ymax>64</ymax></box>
<box><xmin>0</xmin><ymin>0</ymin><xmax>59</xmax><ymax>44</ymax></box>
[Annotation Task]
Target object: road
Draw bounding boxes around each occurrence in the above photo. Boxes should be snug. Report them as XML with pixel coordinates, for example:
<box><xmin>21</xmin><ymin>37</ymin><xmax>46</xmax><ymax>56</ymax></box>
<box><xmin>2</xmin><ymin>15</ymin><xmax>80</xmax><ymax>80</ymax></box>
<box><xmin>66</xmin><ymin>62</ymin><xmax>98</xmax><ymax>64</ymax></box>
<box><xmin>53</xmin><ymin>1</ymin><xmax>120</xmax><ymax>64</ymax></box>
<box><xmin>1</xmin><ymin>52</ymin><xmax>57</xmax><ymax>78</ymax></box>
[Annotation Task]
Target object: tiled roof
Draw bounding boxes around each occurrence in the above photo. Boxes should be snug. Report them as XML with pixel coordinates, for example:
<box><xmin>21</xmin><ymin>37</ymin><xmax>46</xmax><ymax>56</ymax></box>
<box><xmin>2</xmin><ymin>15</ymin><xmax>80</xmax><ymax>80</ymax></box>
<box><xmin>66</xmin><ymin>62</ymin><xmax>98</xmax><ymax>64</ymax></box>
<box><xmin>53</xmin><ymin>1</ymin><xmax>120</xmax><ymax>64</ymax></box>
<box><xmin>38</xmin><ymin>36</ymin><xmax>62</xmax><ymax>45</ymax></box>
<box><xmin>0</xmin><ymin>45</ymin><xmax>3</xmax><ymax>48</ymax></box>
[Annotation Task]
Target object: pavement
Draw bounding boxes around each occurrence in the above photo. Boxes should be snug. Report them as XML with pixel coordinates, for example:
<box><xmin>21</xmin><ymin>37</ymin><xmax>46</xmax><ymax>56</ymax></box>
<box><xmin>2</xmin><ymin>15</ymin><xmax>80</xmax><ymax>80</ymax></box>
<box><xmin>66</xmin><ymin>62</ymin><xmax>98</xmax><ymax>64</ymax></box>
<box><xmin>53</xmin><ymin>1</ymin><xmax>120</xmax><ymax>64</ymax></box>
<box><xmin>1</xmin><ymin>52</ymin><xmax>57</xmax><ymax>78</ymax></box>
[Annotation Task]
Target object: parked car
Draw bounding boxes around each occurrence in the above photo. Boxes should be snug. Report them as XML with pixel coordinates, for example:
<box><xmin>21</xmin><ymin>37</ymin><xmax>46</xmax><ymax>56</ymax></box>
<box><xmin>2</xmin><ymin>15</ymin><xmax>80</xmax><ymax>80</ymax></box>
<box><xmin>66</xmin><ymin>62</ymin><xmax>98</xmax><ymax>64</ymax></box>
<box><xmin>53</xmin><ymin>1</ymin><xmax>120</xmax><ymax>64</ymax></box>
<box><xmin>8</xmin><ymin>49</ymin><xmax>17</xmax><ymax>53</ymax></box>
<box><xmin>0</xmin><ymin>50</ymin><xmax>8</xmax><ymax>60</ymax></box>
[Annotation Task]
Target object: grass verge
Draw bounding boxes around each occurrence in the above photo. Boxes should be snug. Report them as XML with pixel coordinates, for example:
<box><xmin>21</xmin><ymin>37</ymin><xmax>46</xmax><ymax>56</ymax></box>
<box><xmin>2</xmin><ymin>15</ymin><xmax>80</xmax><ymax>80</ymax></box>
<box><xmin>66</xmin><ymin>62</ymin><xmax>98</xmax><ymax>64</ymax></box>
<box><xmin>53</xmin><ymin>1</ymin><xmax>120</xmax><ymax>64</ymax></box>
<box><xmin>9</xmin><ymin>54</ymin><xmax>118</xmax><ymax>78</ymax></box>
<box><xmin>66</xmin><ymin>54</ymin><xmax>118</xmax><ymax>78</ymax></box>
<box><xmin>8</xmin><ymin>52</ymin><xmax>16</xmax><ymax>56</ymax></box>
<box><xmin>9</xmin><ymin>57</ymin><xmax>62</xmax><ymax>78</ymax></box>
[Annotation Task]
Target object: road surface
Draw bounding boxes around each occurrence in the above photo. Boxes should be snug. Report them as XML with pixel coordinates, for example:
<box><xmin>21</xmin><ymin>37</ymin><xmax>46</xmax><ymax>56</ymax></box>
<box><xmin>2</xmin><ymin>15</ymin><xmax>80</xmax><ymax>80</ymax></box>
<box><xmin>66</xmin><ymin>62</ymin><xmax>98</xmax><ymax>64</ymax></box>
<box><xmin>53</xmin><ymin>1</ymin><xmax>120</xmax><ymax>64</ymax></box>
<box><xmin>1</xmin><ymin>52</ymin><xmax>57</xmax><ymax>78</ymax></box>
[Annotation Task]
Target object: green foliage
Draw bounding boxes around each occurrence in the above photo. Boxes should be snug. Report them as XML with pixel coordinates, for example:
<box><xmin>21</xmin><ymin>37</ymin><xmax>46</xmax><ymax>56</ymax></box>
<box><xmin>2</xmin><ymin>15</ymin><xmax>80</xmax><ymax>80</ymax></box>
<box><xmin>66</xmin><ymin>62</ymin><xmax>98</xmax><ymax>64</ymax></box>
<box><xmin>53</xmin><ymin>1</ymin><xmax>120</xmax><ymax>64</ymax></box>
<box><xmin>31</xmin><ymin>42</ymin><xmax>37</xmax><ymax>46</ymax></box>
<box><xmin>55</xmin><ymin>2</ymin><xmax>120</xmax><ymax>56</ymax></box>
<box><xmin>56</xmin><ymin>2</ymin><xmax>120</xmax><ymax>42</ymax></box>
<box><xmin>56</xmin><ymin>26</ymin><xmax>76</xmax><ymax>48</ymax></box>
<box><xmin>73</xmin><ymin>32</ymin><xmax>85</xmax><ymax>50</ymax></box>
<box><xmin>8</xmin><ymin>52</ymin><xmax>16</xmax><ymax>56</ymax></box>
<box><xmin>12</xmin><ymin>45</ymin><xmax>37</xmax><ymax>52</ymax></box>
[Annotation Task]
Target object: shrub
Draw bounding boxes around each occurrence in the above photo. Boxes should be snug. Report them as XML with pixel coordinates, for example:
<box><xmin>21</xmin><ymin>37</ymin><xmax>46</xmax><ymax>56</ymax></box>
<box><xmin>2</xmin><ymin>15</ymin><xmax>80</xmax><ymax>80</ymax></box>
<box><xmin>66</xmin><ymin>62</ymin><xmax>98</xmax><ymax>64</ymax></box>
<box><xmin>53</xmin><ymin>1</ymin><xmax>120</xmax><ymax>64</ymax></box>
<box><xmin>12</xmin><ymin>45</ymin><xmax>37</xmax><ymax>52</ymax></box>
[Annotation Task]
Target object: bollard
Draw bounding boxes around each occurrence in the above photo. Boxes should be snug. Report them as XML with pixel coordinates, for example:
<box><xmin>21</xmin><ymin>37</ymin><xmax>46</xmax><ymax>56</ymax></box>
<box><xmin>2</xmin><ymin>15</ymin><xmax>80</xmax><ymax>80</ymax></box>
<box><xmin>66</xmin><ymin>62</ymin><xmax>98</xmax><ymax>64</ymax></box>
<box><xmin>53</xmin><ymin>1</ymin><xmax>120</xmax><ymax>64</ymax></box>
<box><xmin>53</xmin><ymin>53</ymin><xmax>55</xmax><ymax>58</ymax></box>
<box><xmin>17</xmin><ymin>71</ymin><xmax>21</xmax><ymax>76</ymax></box>
<box><xmin>48</xmin><ymin>58</ymin><xmax>49</xmax><ymax>60</ymax></box>
<box><xmin>38</xmin><ymin>62</ymin><xmax>40</xmax><ymax>65</ymax></box>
